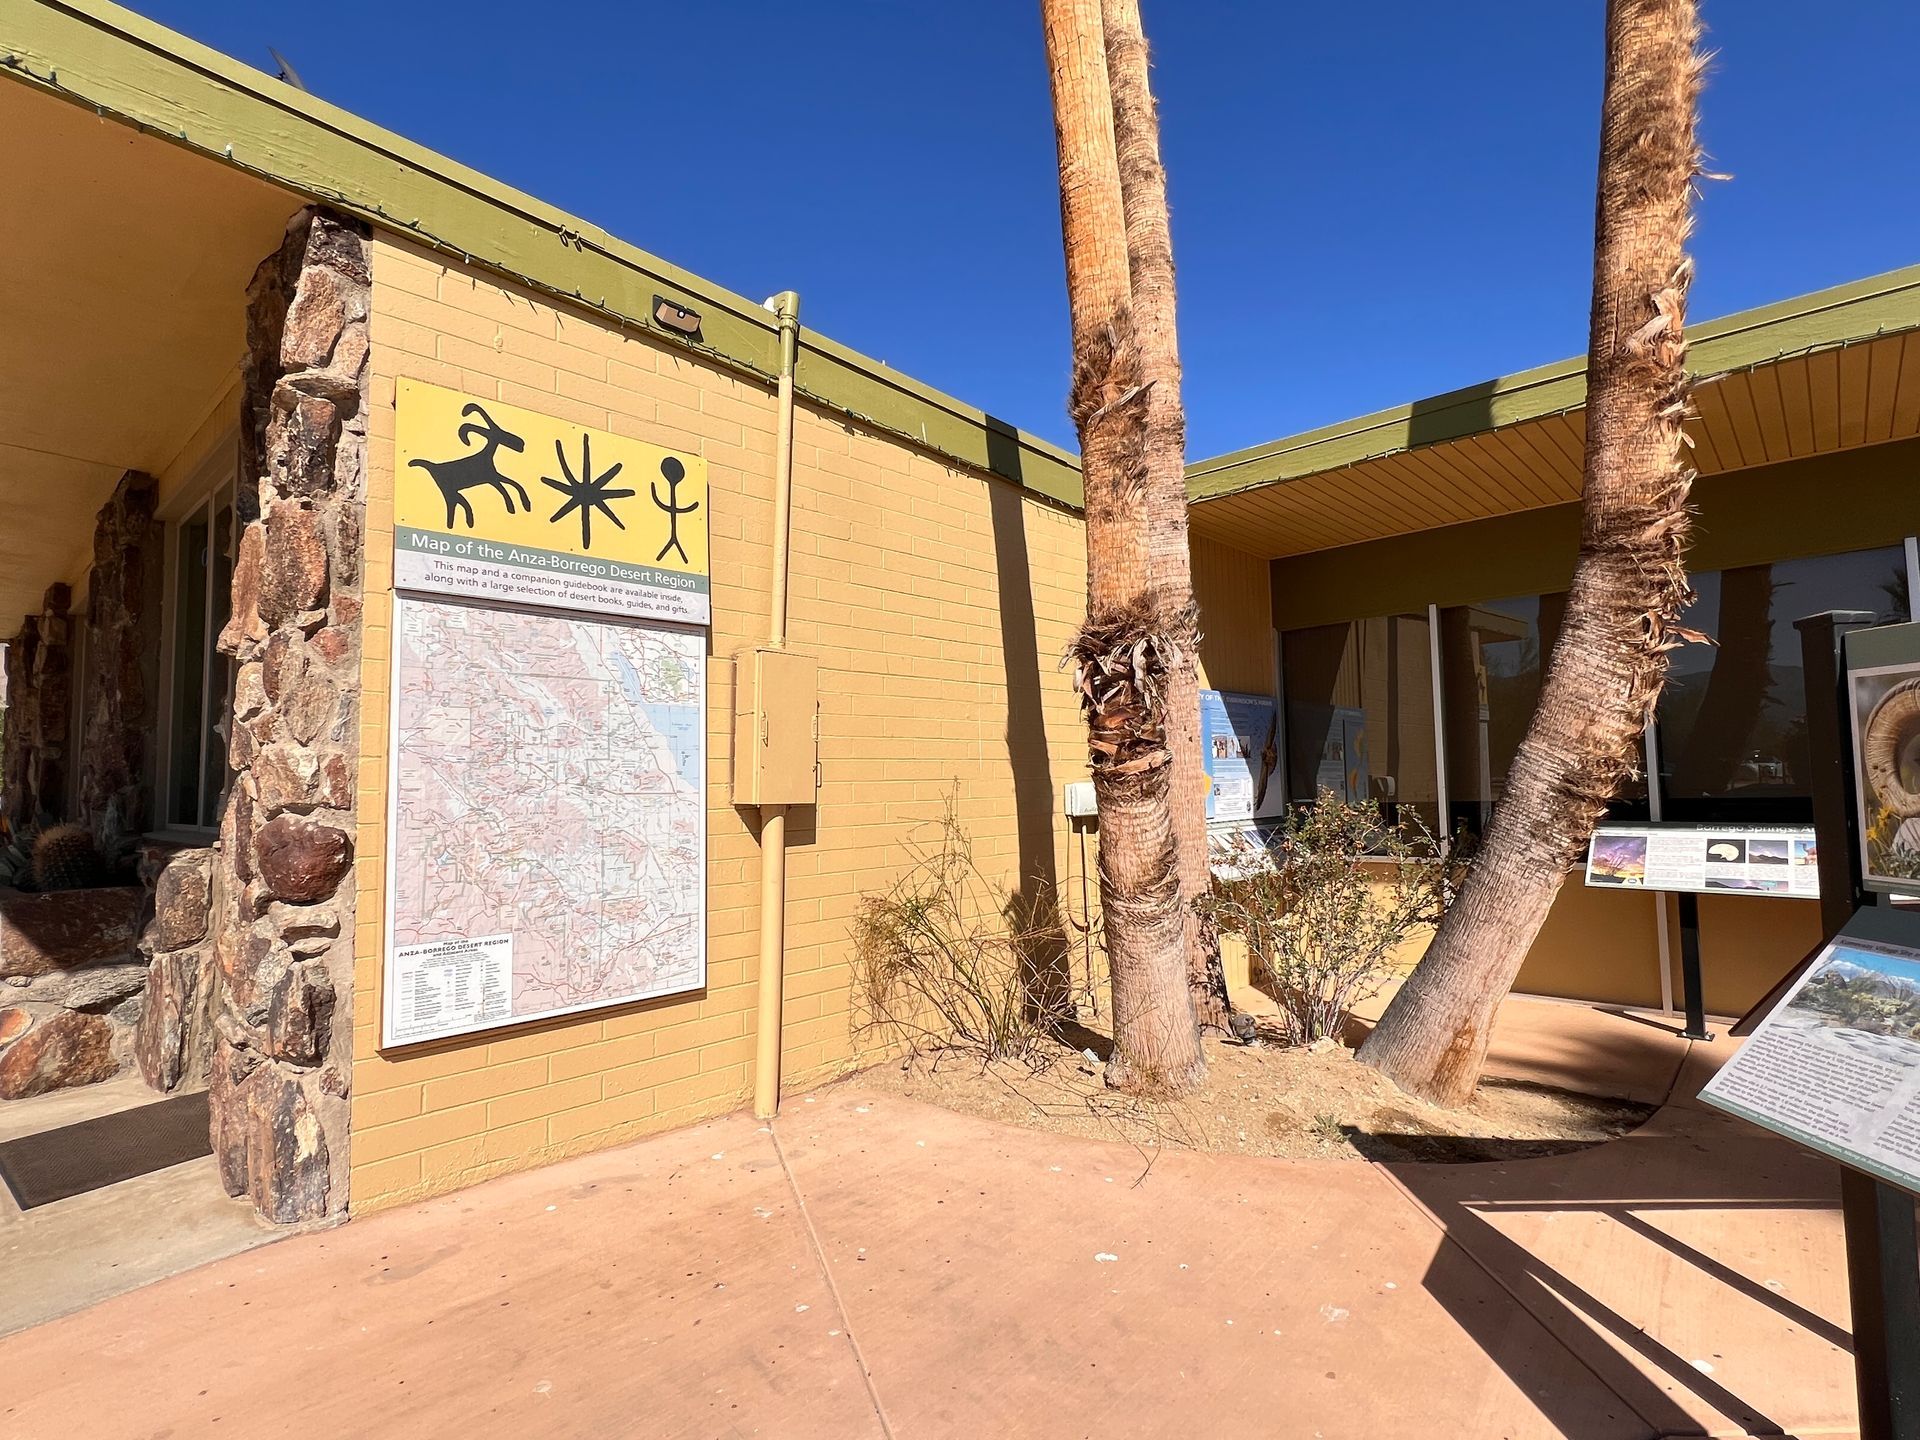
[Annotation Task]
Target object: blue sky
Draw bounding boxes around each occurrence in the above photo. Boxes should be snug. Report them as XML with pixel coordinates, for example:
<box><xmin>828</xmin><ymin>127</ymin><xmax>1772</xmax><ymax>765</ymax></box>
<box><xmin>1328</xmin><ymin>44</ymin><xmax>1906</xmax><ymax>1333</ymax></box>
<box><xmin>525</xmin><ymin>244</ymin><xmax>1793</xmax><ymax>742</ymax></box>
<box><xmin>144</xmin><ymin>1</ymin><xmax>1920</xmax><ymax>458</ymax></box>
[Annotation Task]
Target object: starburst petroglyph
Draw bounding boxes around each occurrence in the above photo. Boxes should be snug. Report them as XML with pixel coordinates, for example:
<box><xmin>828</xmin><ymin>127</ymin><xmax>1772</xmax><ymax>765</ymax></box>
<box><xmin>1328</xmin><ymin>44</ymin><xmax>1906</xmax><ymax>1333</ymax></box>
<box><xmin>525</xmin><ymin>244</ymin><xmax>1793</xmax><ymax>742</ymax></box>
<box><xmin>542</xmin><ymin>432</ymin><xmax>634</xmax><ymax>549</ymax></box>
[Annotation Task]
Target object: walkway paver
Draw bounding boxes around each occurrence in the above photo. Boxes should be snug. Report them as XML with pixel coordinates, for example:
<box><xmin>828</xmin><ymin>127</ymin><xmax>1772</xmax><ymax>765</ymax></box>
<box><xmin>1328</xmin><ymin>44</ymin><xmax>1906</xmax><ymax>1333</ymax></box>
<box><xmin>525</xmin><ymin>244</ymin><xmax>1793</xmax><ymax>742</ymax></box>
<box><xmin>0</xmin><ymin>1013</ymin><xmax>1859</xmax><ymax>1440</ymax></box>
<box><xmin>777</xmin><ymin>1094</ymin><xmax>1640</xmax><ymax>1438</ymax></box>
<box><xmin>1385</xmin><ymin>1104</ymin><xmax>1850</xmax><ymax>1436</ymax></box>
<box><xmin>0</xmin><ymin>1072</ymin><xmax>277</xmax><ymax>1338</ymax></box>
<box><xmin>1</xmin><ymin>1110</ymin><xmax>885</xmax><ymax>1440</ymax></box>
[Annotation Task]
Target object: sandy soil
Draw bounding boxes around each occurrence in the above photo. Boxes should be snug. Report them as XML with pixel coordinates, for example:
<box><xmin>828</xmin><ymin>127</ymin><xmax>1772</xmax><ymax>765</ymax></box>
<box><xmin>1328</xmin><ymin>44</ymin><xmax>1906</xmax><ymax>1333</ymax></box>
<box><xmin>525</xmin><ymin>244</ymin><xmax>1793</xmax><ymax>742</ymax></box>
<box><xmin>843</xmin><ymin>1021</ymin><xmax>1654</xmax><ymax>1166</ymax></box>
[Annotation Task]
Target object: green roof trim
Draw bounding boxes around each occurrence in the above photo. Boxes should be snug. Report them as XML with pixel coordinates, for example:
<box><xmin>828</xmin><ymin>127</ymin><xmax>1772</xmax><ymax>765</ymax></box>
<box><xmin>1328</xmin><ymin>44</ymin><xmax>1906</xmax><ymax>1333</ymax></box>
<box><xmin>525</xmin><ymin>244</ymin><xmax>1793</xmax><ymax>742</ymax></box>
<box><xmin>1187</xmin><ymin>262</ymin><xmax>1920</xmax><ymax>503</ymax></box>
<box><xmin>7</xmin><ymin>0</ymin><xmax>1916</xmax><ymax>522</ymax></box>
<box><xmin>0</xmin><ymin>0</ymin><xmax>1084</xmax><ymax>508</ymax></box>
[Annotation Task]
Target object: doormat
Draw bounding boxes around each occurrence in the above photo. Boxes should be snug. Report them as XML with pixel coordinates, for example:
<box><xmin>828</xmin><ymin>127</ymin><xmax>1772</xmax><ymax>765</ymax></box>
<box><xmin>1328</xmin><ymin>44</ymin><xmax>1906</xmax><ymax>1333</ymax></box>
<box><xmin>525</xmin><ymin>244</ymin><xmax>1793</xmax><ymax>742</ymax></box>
<box><xmin>0</xmin><ymin>1088</ymin><xmax>212</xmax><ymax>1211</ymax></box>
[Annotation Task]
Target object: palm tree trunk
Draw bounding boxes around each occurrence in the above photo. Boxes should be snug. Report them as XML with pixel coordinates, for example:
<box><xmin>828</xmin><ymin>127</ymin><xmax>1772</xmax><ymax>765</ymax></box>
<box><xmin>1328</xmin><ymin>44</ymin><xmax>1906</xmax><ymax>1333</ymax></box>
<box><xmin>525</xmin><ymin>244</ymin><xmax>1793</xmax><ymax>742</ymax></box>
<box><xmin>1042</xmin><ymin>0</ymin><xmax>1207</xmax><ymax>1094</ymax></box>
<box><xmin>1101</xmin><ymin>0</ymin><xmax>1231</xmax><ymax>1032</ymax></box>
<box><xmin>1359</xmin><ymin>0</ymin><xmax>1705</xmax><ymax>1107</ymax></box>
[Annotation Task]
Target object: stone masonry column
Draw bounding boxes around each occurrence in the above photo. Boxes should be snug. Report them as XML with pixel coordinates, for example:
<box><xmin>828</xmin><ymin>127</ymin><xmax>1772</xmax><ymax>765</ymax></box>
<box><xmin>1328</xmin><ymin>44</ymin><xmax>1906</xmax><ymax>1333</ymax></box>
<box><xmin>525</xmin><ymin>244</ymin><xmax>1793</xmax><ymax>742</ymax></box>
<box><xmin>209</xmin><ymin>209</ymin><xmax>369</xmax><ymax>1224</ymax></box>
<box><xmin>77</xmin><ymin>470</ymin><xmax>163</xmax><ymax>848</ymax></box>
<box><xmin>1</xmin><ymin>584</ymin><xmax>75</xmax><ymax>833</ymax></box>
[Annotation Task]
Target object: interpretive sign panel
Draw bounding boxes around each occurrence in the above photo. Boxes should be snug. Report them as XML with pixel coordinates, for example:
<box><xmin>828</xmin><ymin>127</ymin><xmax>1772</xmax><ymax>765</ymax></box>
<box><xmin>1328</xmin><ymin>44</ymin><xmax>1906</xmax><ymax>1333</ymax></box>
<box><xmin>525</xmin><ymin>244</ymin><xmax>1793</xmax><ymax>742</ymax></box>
<box><xmin>1583</xmin><ymin>822</ymin><xmax>1819</xmax><ymax>899</ymax></box>
<box><xmin>1206</xmin><ymin>821</ymin><xmax>1279</xmax><ymax>880</ymax></box>
<box><xmin>381</xmin><ymin>594</ymin><xmax>707</xmax><ymax>1048</ymax></box>
<box><xmin>1200</xmin><ymin>689</ymin><xmax>1285</xmax><ymax>823</ymax></box>
<box><xmin>1700</xmin><ymin>908</ymin><xmax>1920</xmax><ymax>1197</ymax></box>
<box><xmin>1846</xmin><ymin>622</ymin><xmax>1920</xmax><ymax>895</ymax></box>
<box><xmin>394</xmin><ymin>379</ymin><xmax>710</xmax><ymax>625</ymax></box>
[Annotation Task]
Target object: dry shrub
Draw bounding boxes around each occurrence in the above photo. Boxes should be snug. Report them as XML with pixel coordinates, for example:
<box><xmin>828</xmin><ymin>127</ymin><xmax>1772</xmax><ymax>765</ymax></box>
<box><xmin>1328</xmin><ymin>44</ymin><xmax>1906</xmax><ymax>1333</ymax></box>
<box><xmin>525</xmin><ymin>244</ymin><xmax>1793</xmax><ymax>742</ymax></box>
<box><xmin>1201</xmin><ymin>793</ymin><xmax>1458</xmax><ymax>1046</ymax></box>
<box><xmin>853</xmin><ymin>798</ymin><xmax>1073</xmax><ymax>1065</ymax></box>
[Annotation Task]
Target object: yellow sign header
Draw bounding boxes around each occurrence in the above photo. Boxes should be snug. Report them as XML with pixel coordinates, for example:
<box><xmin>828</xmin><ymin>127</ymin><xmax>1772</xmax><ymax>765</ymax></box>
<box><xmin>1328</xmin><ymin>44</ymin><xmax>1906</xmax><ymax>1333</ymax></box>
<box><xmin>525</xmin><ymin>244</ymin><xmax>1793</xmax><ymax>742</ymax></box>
<box><xmin>393</xmin><ymin>379</ymin><xmax>710</xmax><ymax>624</ymax></box>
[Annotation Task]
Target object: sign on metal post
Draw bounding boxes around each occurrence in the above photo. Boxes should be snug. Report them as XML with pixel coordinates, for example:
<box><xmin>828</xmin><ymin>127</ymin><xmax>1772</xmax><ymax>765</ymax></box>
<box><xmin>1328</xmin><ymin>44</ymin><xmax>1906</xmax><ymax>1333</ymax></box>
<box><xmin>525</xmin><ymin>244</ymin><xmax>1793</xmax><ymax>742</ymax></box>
<box><xmin>1585</xmin><ymin>821</ymin><xmax>1820</xmax><ymax>899</ymax></box>
<box><xmin>1702</xmin><ymin>905</ymin><xmax>1920</xmax><ymax>1196</ymax></box>
<box><xmin>1583</xmin><ymin>820</ymin><xmax>1822</xmax><ymax>1039</ymax></box>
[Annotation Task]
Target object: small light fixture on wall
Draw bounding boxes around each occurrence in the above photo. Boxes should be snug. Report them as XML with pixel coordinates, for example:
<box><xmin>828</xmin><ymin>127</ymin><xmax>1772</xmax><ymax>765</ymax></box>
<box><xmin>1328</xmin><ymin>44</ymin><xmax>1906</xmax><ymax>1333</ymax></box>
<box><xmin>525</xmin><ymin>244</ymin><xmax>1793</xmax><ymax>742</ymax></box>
<box><xmin>653</xmin><ymin>296</ymin><xmax>701</xmax><ymax>340</ymax></box>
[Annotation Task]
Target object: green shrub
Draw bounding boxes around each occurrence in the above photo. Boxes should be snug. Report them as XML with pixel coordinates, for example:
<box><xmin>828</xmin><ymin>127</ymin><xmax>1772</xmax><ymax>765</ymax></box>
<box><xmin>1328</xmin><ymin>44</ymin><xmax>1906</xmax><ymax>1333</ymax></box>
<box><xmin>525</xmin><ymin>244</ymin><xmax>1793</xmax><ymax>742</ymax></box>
<box><xmin>1201</xmin><ymin>792</ymin><xmax>1456</xmax><ymax>1046</ymax></box>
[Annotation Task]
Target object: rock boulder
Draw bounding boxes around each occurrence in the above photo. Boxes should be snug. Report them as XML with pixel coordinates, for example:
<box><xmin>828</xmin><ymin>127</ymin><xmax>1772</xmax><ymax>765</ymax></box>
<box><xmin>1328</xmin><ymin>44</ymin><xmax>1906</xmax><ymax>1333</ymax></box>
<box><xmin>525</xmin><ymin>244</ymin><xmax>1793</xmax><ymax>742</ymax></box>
<box><xmin>0</xmin><ymin>886</ymin><xmax>142</xmax><ymax>979</ymax></box>
<box><xmin>0</xmin><ymin>1009</ymin><xmax>118</xmax><ymax>1099</ymax></box>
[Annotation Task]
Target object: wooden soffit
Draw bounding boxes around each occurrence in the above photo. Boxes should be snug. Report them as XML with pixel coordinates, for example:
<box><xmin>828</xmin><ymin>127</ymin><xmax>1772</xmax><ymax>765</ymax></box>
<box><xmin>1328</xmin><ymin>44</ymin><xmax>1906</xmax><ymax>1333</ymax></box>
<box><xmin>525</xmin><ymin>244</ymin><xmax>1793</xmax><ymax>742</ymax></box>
<box><xmin>1188</xmin><ymin>267</ymin><xmax>1920</xmax><ymax>560</ymax></box>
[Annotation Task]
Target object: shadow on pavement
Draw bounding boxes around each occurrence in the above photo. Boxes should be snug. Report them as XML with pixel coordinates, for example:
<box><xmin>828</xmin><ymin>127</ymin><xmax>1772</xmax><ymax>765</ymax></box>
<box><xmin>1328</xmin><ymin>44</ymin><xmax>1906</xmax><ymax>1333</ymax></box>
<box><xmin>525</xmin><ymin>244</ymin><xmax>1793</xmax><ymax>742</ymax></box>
<box><xmin>1384</xmin><ymin>1102</ymin><xmax>1851</xmax><ymax>1437</ymax></box>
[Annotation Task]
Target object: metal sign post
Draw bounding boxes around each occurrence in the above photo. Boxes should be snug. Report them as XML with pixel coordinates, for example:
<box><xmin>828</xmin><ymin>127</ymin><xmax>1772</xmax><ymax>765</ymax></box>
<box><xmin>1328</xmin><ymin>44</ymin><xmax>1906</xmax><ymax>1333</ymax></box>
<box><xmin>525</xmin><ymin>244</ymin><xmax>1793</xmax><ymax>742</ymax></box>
<box><xmin>1673</xmin><ymin>890</ymin><xmax>1711</xmax><ymax>1041</ymax></box>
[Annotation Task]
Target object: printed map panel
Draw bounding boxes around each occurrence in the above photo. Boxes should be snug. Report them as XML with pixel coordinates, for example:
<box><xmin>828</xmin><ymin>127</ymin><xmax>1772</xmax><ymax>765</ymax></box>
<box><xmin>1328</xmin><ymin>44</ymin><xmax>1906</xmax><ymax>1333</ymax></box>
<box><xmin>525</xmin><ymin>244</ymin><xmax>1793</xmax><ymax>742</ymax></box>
<box><xmin>384</xmin><ymin>596</ymin><xmax>705</xmax><ymax>1046</ymax></box>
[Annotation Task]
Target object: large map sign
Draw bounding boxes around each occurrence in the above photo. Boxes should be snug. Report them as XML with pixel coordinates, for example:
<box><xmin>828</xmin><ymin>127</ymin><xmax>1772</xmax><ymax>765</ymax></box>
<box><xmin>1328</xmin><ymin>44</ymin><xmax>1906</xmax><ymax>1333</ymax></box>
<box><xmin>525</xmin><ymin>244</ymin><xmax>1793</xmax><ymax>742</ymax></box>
<box><xmin>384</xmin><ymin>382</ymin><xmax>710</xmax><ymax>1048</ymax></box>
<box><xmin>382</xmin><ymin>595</ymin><xmax>706</xmax><ymax>1047</ymax></box>
<box><xmin>395</xmin><ymin>379</ymin><xmax>710</xmax><ymax>625</ymax></box>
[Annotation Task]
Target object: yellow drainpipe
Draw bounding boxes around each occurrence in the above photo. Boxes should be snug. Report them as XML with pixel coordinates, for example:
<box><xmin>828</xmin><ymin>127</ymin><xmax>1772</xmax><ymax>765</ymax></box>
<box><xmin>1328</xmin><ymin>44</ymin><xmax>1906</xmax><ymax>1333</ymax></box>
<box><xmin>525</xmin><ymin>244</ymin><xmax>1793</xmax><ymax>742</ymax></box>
<box><xmin>753</xmin><ymin>290</ymin><xmax>801</xmax><ymax>1121</ymax></box>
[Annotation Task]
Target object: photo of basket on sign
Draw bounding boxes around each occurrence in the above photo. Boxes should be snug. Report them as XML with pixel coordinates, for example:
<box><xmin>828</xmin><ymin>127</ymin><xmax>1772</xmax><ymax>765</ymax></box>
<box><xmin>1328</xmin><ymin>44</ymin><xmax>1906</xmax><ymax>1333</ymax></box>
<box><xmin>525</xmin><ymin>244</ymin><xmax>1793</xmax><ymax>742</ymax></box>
<box><xmin>1851</xmin><ymin>662</ymin><xmax>1920</xmax><ymax>889</ymax></box>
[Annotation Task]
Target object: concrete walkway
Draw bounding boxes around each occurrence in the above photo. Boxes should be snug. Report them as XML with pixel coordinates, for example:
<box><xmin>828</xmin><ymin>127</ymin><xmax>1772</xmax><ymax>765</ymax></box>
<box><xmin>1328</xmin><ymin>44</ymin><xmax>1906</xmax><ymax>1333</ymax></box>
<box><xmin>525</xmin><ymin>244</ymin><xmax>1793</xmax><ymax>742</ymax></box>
<box><xmin>0</xmin><ymin>1072</ymin><xmax>278</xmax><ymax>1338</ymax></box>
<box><xmin>0</xmin><ymin>1012</ymin><xmax>1855</xmax><ymax>1440</ymax></box>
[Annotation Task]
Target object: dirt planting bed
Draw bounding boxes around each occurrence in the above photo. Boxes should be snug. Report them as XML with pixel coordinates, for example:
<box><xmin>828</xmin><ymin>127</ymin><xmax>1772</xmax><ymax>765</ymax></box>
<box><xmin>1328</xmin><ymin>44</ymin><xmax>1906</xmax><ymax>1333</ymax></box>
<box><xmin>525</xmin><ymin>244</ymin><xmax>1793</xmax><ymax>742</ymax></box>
<box><xmin>844</xmin><ymin>1021</ymin><xmax>1655</xmax><ymax>1165</ymax></box>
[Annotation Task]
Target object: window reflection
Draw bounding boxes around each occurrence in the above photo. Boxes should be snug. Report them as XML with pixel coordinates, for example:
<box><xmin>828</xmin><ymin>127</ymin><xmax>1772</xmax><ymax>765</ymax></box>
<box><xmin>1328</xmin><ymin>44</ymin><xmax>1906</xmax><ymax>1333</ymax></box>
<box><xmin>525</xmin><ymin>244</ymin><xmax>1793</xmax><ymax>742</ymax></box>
<box><xmin>1439</xmin><ymin>594</ymin><xmax>1648</xmax><ymax>840</ymax></box>
<box><xmin>1280</xmin><ymin>545</ymin><xmax>1912</xmax><ymax>836</ymax></box>
<box><xmin>200</xmin><ymin>499</ymin><xmax>236</xmax><ymax>828</ymax></box>
<box><xmin>166</xmin><ymin>482</ymin><xmax>239</xmax><ymax>831</ymax></box>
<box><xmin>167</xmin><ymin>512</ymin><xmax>209</xmax><ymax>828</ymax></box>
<box><xmin>1655</xmin><ymin>547</ymin><xmax>1907</xmax><ymax>821</ymax></box>
<box><xmin>1281</xmin><ymin>614</ymin><xmax>1438</xmax><ymax>835</ymax></box>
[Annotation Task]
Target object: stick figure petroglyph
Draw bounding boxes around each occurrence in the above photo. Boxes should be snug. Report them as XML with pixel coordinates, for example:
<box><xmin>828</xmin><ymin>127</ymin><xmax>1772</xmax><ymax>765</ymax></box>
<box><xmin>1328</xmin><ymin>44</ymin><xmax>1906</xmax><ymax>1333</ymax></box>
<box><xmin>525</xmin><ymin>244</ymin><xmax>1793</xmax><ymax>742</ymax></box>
<box><xmin>652</xmin><ymin>456</ymin><xmax>699</xmax><ymax>564</ymax></box>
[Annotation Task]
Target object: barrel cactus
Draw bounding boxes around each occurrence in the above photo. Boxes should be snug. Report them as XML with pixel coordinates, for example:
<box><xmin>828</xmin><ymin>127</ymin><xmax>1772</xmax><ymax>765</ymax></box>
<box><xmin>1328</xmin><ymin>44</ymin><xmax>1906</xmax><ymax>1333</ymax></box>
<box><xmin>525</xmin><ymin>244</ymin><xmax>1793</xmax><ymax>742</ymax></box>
<box><xmin>31</xmin><ymin>823</ymin><xmax>105</xmax><ymax>892</ymax></box>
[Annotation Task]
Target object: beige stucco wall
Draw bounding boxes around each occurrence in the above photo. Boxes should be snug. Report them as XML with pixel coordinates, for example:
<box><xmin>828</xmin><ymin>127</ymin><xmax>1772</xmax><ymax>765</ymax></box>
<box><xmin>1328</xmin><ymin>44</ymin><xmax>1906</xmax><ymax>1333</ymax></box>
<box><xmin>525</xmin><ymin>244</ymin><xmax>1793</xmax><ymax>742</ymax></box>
<box><xmin>1192</xmin><ymin>534</ymin><xmax>1274</xmax><ymax>697</ymax></box>
<box><xmin>347</xmin><ymin>237</ymin><xmax>1274</xmax><ymax>1211</ymax></box>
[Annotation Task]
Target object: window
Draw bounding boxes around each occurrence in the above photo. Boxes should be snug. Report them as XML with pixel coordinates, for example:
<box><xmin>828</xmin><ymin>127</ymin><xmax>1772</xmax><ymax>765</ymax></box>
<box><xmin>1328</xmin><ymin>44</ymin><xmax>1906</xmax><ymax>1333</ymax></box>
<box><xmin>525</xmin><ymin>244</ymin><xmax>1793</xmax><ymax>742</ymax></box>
<box><xmin>1654</xmin><ymin>546</ymin><xmax>1908</xmax><ymax>822</ymax></box>
<box><xmin>1281</xmin><ymin>613</ymin><xmax>1438</xmax><ymax>834</ymax></box>
<box><xmin>1439</xmin><ymin>592</ymin><xmax>1649</xmax><ymax>840</ymax></box>
<box><xmin>162</xmin><ymin>474</ymin><xmax>237</xmax><ymax>831</ymax></box>
<box><xmin>1279</xmin><ymin>543</ymin><xmax>1914</xmax><ymax>846</ymax></box>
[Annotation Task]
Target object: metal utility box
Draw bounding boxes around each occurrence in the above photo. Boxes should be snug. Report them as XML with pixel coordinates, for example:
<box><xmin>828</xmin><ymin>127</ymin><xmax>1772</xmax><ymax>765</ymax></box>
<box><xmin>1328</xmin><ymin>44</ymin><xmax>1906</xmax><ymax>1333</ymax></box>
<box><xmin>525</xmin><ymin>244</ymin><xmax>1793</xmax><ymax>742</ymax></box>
<box><xmin>732</xmin><ymin>648</ymin><xmax>818</xmax><ymax>807</ymax></box>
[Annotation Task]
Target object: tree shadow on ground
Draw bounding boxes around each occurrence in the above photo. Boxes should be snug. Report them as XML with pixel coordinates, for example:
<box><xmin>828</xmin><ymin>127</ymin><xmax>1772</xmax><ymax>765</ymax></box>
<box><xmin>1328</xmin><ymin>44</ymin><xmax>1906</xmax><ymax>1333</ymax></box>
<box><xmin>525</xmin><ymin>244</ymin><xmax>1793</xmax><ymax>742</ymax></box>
<box><xmin>1388</xmin><ymin>1110</ymin><xmax>1848</xmax><ymax>1438</ymax></box>
<box><xmin>1345</xmin><ymin>1126</ymin><xmax>1618</xmax><ymax>1165</ymax></box>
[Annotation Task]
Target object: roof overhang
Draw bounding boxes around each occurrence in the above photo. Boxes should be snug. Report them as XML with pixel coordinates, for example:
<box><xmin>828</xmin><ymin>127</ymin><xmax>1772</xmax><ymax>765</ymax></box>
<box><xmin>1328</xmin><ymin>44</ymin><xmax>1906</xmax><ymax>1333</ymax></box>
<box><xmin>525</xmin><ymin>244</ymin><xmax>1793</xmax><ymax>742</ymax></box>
<box><xmin>0</xmin><ymin>0</ymin><xmax>1082</xmax><ymax>509</ymax></box>
<box><xmin>1188</xmin><ymin>265</ymin><xmax>1920</xmax><ymax>559</ymax></box>
<box><xmin>0</xmin><ymin>70</ymin><xmax>299</xmax><ymax>624</ymax></box>
<box><xmin>7</xmin><ymin>0</ymin><xmax>1912</xmax><ymax>578</ymax></box>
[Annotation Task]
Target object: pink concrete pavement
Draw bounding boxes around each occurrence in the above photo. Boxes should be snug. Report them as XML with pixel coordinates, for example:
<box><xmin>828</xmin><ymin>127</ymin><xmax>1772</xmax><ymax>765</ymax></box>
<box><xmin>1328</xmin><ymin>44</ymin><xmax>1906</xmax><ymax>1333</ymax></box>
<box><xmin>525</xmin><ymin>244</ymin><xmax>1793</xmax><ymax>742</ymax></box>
<box><xmin>0</xmin><ymin>1013</ymin><xmax>1858</xmax><ymax>1440</ymax></box>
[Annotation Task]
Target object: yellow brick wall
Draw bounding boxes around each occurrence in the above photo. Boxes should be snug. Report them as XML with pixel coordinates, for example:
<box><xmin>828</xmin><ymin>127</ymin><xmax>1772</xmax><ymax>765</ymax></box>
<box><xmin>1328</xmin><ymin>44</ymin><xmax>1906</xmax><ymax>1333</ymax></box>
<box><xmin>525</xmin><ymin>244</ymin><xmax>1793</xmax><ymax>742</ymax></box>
<box><xmin>349</xmin><ymin>237</ymin><xmax>1115</xmax><ymax>1210</ymax></box>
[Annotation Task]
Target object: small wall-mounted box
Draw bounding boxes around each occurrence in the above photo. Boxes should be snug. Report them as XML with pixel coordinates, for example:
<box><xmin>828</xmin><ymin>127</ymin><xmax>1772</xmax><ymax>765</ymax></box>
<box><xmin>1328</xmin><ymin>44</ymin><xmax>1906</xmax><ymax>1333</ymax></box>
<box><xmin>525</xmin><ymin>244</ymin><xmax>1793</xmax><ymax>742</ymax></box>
<box><xmin>1062</xmin><ymin>780</ymin><xmax>1098</xmax><ymax>820</ymax></box>
<box><xmin>732</xmin><ymin>648</ymin><xmax>818</xmax><ymax>807</ymax></box>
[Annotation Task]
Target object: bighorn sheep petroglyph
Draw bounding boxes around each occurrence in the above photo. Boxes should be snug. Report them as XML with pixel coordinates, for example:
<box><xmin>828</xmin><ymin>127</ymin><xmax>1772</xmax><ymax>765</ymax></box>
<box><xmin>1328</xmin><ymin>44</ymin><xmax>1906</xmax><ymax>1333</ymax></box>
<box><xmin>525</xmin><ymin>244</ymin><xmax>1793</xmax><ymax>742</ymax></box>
<box><xmin>408</xmin><ymin>403</ymin><xmax>533</xmax><ymax>529</ymax></box>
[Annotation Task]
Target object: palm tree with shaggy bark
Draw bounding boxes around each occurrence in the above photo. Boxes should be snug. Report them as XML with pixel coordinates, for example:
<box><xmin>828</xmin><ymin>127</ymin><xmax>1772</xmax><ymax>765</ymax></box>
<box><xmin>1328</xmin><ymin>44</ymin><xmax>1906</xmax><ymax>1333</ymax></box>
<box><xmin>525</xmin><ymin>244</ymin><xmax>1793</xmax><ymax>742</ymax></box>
<box><xmin>1101</xmin><ymin>0</ymin><xmax>1233</xmax><ymax>1033</ymax></box>
<box><xmin>1042</xmin><ymin>0</ymin><xmax>1207</xmax><ymax>1094</ymax></box>
<box><xmin>1360</xmin><ymin>0</ymin><xmax>1709</xmax><ymax>1107</ymax></box>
